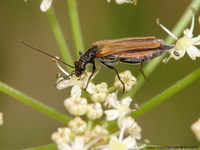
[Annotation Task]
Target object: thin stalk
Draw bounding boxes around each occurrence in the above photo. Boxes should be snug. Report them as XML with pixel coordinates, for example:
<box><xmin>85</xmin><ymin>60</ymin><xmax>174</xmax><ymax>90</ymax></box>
<box><xmin>66</xmin><ymin>0</ymin><xmax>85</xmax><ymax>58</ymax></box>
<box><xmin>132</xmin><ymin>66</ymin><xmax>200</xmax><ymax>118</ymax></box>
<box><xmin>46</xmin><ymin>7</ymin><xmax>74</xmax><ymax>72</ymax></box>
<box><xmin>0</xmin><ymin>81</ymin><xmax>71</xmax><ymax>124</ymax></box>
<box><xmin>123</xmin><ymin>0</ymin><xmax>200</xmax><ymax>98</ymax></box>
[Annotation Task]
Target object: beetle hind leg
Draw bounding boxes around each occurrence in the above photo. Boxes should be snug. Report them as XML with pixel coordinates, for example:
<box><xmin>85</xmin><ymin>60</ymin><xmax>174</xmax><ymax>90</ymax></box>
<box><xmin>139</xmin><ymin>62</ymin><xmax>148</xmax><ymax>80</ymax></box>
<box><xmin>101</xmin><ymin>62</ymin><xmax>125</xmax><ymax>92</ymax></box>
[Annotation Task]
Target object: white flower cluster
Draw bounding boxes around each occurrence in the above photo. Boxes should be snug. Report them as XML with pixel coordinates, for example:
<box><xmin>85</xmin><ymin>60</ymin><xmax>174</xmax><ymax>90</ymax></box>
<box><xmin>51</xmin><ymin>67</ymin><xmax>144</xmax><ymax>149</ymax></box>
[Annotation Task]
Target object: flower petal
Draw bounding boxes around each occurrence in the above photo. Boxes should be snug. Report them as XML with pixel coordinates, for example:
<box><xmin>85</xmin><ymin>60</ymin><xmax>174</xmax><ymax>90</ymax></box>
<box><xmin>56</xmin><ymin>79</ymin><xmax>74</xmax><ymax>90</ymax></box>
<box><xmin>107</xmin><ymin>93</ymin><xmax>120</xmax><ymax>108</ymax></box>
<box><xmin>73</xmin><ymin>136</ymin><xmax>85</xmax><ymax>148</ymax></box>
<box><xmin>121</xmin><ymin>97</ymin><xmax>132</xmax><ymax>106</ymax></box>
<box><xmin>40</xmin><ymin>0</ymin><xmax>52</xmax><ymax>12</ymax></box>
<box><xmin>192</xmin><ymin>35</ymin><xmax>200</xmax><ymax>45</ymax></box>
<box><xmin>86</xmin><ymin>83</ymin><xmax>96</xmax><ymax>94</ymax></box>
<box><xmin>187</xmin><ymin>15</ymin><xmax>195</xmax><ymax>38</ymax></box>
<box><xmin>187</xmin><ymin>46</ymin><xmax>200</xmax><ymax>60</ymax></box>
<box><xmin>122</xmin><ymin>136</ymin><xmax>137</xmax><ymax>149</ymax></box>
<box><xmin>104</xmin><ymin>109</ymin><xmax>119</xmax><ymax>120</ymax></box>
<box><xmin>71</xmin><ymin>85</ymin><xmax>82</xmax><ymax>97</ymax></box>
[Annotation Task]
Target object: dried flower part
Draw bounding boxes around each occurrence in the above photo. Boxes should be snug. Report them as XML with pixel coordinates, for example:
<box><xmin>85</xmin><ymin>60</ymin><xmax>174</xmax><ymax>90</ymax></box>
<box><xmin>40</xmin><ymin>0</ymin><xmax>53</xmax><ymax>12</ymax></box>
<box><xmin>51</xmin><ymin>127</ymin><xmax>72</xmax><ymax>144</ymax></box>
<box><xmin>159</xmin><ymin>13</ymin><xmax>200</xmax><ymax>62</ymax></box>
<box><xmin>107</xmin><ymin>0</ymin><xmax>137</xmax><ymax>5</ymax></box>
<box><xmin>191</xmin><ymin>118</ymin><xmax>200</xmax><ymax>141</ymax></box>
<box><xmin>88</xmin><ymin>82</ymin><xmax>108</xmax><ymax>103</ymax></box>
<box><xmin>87</xmin><ymin>102</ymin><xmax>103</xmax><ymax>120</ymax></box>
<box><xmin>68</xmin><ymin>117</ymin><xmax>87</xmax><ymax>134</ymax></box>
<box><xmin>118</xmin><ymin>116</ymin><xmax>142</xmax><ymax>140</ymax></box>
<box><xmin>114</xmin><ymin>70</ymin><xmax>137</xmax><ymax>92</ymax></box>
<box><xmin>0</xmin><ymin>113</ymin><xmax>3</xmax><ymax>125</ymax></box>
<box><xmin>64</xmin><ymin>95</ymin><xmax>88</xmax><ymax>116</ymax></box>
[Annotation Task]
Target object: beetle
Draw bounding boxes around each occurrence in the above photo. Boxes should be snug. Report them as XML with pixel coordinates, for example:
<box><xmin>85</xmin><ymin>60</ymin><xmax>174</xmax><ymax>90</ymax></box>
<box><xmin>22</xmin><ymin>36</ymin><xmax>173</xmax><ymax>92</ymax></box>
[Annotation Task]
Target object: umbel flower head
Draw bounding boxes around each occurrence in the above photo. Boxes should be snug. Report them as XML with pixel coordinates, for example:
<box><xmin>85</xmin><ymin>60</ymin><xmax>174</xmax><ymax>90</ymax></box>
<box><xmin>53</xmin><ymin>55</ymin><xmax>143</xmax><ymax>149</ymax></box>
<box><xmin>158</xmin><ymin>10</ymin><xmax>200</xmax><ymax>62</ymax></box>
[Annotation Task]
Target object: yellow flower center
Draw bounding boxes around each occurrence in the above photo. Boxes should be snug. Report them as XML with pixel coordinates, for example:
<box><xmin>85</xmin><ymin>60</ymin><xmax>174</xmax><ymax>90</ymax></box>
<box><xmin>176</xmin><ymin>36</ymin><xmax>193</xmax><ymax>50</ymax></box>
<box><xmin>109</xmin><ymin>140</ymin><xmax>127</xmax><ymax>150</ymax></box>
<box><xmin>118</xmin><ymin>105</ymin><xmax>131</xmax><ymax>117</ymax></box>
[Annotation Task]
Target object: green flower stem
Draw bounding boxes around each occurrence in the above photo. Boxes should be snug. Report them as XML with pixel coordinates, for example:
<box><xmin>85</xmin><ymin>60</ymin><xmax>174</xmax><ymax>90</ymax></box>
<box><xmin>0</xmin><ymin>81</ymin><xmax>71</xmax><ymax>124</ymax></box>
<box><xmin>132</xmin><ymin>66</ymin><xmax>200</xmax><ymax>118</ymax></box>
<box><xmin>24</xmin><ymin>144</ymin><xmax>56</xmax><ymax>150</ymax></box>
<box><xmin>108</xmin><ymin>85</ymin><xmax>116</xmax><ymax>93</ymax></box>
<box><xmin>46</xmin><ymin>7</ymin><xmax>74</xmax><ymax>72</ymax></box>
<box><xmin>123</xmin><ymin>0</ymin><xmax>200</xmax><ymax>98</ymax></box>
<box><xmin>106</xmin><ymin>66</ymin><xmax>200</xmax><ymax>131</ymax></box>
<box><xmin>66</xmin><ymin>0</ymin><xmax>85</xmax><ymax>58</ymax></box>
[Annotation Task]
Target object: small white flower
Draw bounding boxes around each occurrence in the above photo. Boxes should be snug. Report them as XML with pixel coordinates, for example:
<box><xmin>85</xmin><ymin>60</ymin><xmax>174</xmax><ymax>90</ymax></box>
<box><xmin>58</xmin><ymin>136</ymin><xmax>100</xmax><ymax>150</ymax></box>
<box><xmin>40</xmin><ymin>0</ymin><xmax>53</xmax><ymax>12</ymax></box>
<box><xmin>114</xmin><ymin>70</ymin><xmax>137</xmax><ymax>92</ymax></box>
<box><xmin>57</xmin><ymin>136</ymin><xmax>86</xmax><ymax>150</ymax></box>
<box><xmin>101</xmin><ymin>125</ymin><xmax>144</xmax><ymax>150</ymax></box>
<box><xmin>87</xmin><ymin>82</ymin><xmax>108</xmax><ymax>103</ymax></box>
<box><xmin>64</xmin><ymin>92</ymin><xmax>88</xmax><ymax>116</ymax></box>
<box><xmin>0</xmin><ymin>113</ymin><xmax>3</xmax><ymax>125</ymax></box>
<box><xmin>51</xmin><ymin>127</ymin><xmax>72</xmax><ymax>144</ymax></box>
<box><xmin>68</xmin><ymin>117</ymin><xmax>87</xmax><ymax>134</ymax></box>
<box><xmin>158</xmin><ymin>13</ymin><xmax>200</xmax><ymax>62</ymax></box>
<box><xmin>87</xmin><ymin>102</ymin><xmax>103</xmax><ymax>120</ymax></box>
<box><xmin>56</xmin><ymin>61</ymin><xmax>95</xmax><ymax>94</ymax></box>
<box><xmin>191</xmin><ymin>118</ymin><xmax>200</xmax><ymax>141</ymax></box>
<box><xmin>107</xmin><ymin>0</ymin><xmax>137</xmax><ymax>5</ymax></box>
<box><xmin>118</xmin><ymin>116</ymin><xmax>142</xmax><ymax>140</ymax></box>
<box><xmin>104</xmin><ymin>93</ymin><xmax>135</xmax><ymax>120</ymax></box>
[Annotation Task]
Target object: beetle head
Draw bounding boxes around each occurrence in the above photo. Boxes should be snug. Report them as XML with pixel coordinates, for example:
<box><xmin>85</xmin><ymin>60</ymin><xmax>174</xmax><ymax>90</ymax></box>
<box><xmin>74</xmin><ymin>60</ymin><xmax>86</xmax><ymax>77</ymax></box>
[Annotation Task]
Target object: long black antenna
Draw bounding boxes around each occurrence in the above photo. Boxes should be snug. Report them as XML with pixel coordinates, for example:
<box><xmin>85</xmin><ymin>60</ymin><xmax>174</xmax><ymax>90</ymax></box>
<box><xmin>21</xmin><ymin>41</ymin><xmax>75</xmax><ymax>68</ymax></box>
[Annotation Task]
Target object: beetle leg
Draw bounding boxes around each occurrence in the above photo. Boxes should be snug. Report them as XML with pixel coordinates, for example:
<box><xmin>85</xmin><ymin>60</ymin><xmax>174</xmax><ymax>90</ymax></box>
<box><xmin>101</xmin><ymin>62</ymin><xmax>125</xmax><ymax>92</ymax></box>
<box><xmin>55</xmin><ymin>71</ymin><xmax>75</xmax><ymax>86</ymax></box>
<box><xmin>139</xmin><ymin>62</ymin><xmax>148</xmax><ymax>80</ymax></box>
<box><xmin>84</xmin><ymin>60</ymin><xmax>96</xmax><ymax>90</ymax></box>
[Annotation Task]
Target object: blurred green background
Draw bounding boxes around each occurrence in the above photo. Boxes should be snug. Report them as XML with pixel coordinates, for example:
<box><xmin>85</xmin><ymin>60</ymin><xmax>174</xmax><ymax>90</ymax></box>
<box><xmin>0</xmin><ymin>0</ymin><xmax>200</xmax><ymax>149</ymax></box>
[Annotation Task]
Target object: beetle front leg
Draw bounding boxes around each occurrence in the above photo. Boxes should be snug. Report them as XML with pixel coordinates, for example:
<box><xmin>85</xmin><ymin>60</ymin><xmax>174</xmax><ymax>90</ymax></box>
<box><xmin>84</xmin><ymin>60</ymin><xmax>96</xmax><ymax>90</ymax></box>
